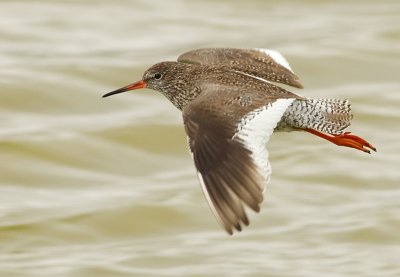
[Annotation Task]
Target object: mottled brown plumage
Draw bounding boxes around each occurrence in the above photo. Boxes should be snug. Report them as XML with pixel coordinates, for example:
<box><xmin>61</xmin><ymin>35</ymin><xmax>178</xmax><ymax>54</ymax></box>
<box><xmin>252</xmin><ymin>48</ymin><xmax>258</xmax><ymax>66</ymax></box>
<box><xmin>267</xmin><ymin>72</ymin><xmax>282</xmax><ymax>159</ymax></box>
<box><xmin>178</xmin><ymin>48</ymin><xmax>304</xmax><ymax>89</ymax></box>
<box><xmin>103</xmin><ymin>48</ymin><xmax>376</xmax><ymax>235</ymax></box>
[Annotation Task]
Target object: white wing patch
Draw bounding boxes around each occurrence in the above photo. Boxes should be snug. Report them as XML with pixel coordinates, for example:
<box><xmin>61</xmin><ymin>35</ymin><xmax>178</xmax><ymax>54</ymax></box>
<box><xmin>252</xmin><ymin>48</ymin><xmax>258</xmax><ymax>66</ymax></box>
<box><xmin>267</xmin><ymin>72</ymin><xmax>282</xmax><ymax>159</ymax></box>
<box><xmin>233</xmin><ymin>99</ymin><xmax>295</xmax><ymax>187</ymax></box>
<box><xmin>234</xmin><ymin>70</ymin><xmax>272</xmax><ymax>84</ymax></box>
<box><xmin>256</xmin><ymin>48</ymin><xmax>294</xmax><ymax>73</ymax></box>
<box><xmin>186</xmin><ymin>99</ymin><xmax>294</xmax><ymax>232</ymax></box>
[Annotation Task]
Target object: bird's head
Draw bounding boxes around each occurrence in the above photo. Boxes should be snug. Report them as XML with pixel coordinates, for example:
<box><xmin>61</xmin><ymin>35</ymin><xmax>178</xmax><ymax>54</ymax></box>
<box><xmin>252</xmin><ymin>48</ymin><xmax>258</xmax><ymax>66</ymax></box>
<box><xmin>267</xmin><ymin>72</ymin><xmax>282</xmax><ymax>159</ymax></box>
<box><xmin>103</xmin><ymin>61</ymin><xmax>197</xmax><ymax>110</ymax></box>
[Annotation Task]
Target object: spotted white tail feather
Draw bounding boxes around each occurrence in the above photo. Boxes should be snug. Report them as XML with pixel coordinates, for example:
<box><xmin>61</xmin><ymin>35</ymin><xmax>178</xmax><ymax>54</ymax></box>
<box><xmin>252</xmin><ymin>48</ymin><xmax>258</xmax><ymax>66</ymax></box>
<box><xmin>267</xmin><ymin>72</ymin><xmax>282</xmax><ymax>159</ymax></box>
<box><xmin>281</xmin><ymin>98</ymin><xmax>353</xmax><ymax>135</ymax></box>
<box><xmin>233</xmin><ymin>99</ymin><xmax>295</xmax><ymax>188</ymax></box>
<box><xmin>256</xmin><ymin>48</ymin><xmax>294</xmax><ymax>73</ymax></box>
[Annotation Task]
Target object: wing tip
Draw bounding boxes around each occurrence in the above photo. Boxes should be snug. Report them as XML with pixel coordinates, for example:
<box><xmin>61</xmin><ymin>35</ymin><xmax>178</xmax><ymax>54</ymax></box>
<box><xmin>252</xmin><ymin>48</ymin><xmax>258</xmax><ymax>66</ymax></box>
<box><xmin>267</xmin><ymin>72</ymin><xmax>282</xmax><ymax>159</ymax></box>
<box><xmin>292</xmin><ymin>78</ymin><xmax>304</xmax><ymax>89</ymax></box>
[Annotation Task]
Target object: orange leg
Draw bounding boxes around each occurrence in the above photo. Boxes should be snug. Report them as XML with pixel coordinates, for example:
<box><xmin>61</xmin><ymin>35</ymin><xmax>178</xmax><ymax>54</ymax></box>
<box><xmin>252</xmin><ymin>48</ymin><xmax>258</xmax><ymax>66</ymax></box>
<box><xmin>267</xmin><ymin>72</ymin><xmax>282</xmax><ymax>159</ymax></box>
<box><xmin>304</xmin><ymin>128</ymin><xmax>376</xmax><ymax>154</ymax></box>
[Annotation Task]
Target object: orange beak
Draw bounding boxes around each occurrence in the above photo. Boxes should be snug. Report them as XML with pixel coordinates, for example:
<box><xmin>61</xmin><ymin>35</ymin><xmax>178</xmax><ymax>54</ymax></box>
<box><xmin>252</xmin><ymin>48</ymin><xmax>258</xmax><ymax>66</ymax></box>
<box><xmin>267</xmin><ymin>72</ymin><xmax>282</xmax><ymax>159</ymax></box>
<box><xmin>102</xmin><ymin>80</ymin><xmax>146</xmax><ymax>98</ymax></box>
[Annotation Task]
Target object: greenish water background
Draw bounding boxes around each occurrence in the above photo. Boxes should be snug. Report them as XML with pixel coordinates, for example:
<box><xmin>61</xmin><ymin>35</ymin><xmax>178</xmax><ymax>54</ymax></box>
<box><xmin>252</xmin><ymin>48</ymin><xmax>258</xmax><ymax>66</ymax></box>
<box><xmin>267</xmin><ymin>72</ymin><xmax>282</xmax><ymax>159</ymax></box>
<box><xmin>1</xmin><ymin>0</ymin><xmax>399</xmax><ymax>276</ymax></box>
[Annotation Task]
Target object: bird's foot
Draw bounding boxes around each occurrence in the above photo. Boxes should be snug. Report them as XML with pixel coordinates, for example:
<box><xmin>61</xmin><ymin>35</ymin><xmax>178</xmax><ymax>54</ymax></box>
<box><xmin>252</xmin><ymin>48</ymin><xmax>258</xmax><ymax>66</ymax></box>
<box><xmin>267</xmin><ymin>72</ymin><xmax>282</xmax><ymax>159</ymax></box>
<box><xmin>304</xmin><ymin>129</ymin><xmax>377</xmax><ymax>154</ymax></box>
<box><xmin>332</xmin><ymin>132</ymin><xmax>376</xmax><ymax>153</ymax></box>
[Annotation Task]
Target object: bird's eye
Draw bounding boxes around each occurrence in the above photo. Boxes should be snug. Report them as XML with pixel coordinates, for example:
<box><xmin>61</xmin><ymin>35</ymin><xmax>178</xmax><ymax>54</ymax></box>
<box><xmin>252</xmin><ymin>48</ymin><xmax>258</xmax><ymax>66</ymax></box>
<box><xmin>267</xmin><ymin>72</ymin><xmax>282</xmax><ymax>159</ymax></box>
<box><xmin>154</xmin><ymin>73</ymin><xmax>162</xmax><ymax>80</ymax></box>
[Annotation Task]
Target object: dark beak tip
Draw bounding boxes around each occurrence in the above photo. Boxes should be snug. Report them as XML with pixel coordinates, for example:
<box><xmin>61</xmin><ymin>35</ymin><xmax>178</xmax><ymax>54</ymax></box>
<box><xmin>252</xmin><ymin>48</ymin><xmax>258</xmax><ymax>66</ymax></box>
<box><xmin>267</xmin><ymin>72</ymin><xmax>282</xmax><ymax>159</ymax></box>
<box><xmin>102</xmin><ymin>80</ymin><xmax>146</xmax><ymax>99</ymax></box>
<box><xmin>102</xmin><ymin>92</ymin><xmax>114</xmax><ymax>98</ymax></box>
<box><xmin>102</xmin><ymin>87</ymin><xmax>129</xmax><ymax>98</ymax></box>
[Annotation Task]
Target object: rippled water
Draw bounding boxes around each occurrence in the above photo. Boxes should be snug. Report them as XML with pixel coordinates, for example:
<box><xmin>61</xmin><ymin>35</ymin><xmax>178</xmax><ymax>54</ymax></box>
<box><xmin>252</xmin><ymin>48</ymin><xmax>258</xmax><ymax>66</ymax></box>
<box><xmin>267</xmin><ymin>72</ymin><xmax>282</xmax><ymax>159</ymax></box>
<box><xmin>1</xmin><ymin>0</ymin><xmax>400</xmax><ymax>276</ymax></box>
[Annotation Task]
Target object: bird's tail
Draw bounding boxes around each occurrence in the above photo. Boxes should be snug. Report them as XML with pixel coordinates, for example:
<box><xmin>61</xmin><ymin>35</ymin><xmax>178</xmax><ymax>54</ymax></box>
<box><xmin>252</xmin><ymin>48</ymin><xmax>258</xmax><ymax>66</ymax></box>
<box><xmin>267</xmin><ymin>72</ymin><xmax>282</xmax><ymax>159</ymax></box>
<box><xmin>283</xmin><ymin>98</ymin><xmax>353</xmax><ymax>135</ymax></box>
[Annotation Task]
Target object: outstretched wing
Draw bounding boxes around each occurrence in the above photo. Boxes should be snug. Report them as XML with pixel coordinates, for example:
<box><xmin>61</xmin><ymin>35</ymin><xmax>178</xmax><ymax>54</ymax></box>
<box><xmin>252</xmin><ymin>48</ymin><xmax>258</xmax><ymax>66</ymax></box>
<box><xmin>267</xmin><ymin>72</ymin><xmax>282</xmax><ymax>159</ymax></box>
<box><xmin>178</xmin><ymin>48</ymin><xmax>303</xmax><ymax>89</ymax></box>
<box><xmin>183</xmin><ymin>85</ymin><xmax>295</xmax><ymax>234</ymax></box>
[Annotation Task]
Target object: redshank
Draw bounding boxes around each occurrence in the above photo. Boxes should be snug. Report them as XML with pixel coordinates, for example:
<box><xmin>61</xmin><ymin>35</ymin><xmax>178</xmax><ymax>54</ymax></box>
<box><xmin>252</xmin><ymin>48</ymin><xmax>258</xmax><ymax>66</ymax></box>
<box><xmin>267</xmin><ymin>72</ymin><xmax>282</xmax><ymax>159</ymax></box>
<box><xmin>103</xmin><ymin>48</ymin><xmax>376</xmax><ymax>235</ymax></box>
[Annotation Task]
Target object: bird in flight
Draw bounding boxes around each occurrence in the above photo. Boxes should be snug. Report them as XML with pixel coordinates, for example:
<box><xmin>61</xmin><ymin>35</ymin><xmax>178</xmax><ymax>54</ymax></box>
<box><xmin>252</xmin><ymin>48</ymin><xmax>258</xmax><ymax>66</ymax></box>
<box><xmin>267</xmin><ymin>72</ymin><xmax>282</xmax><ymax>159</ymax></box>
<box><xmin>103</xmin><ymin>48</ymin><xmax>376</xmax><ymax>235</ymax></box>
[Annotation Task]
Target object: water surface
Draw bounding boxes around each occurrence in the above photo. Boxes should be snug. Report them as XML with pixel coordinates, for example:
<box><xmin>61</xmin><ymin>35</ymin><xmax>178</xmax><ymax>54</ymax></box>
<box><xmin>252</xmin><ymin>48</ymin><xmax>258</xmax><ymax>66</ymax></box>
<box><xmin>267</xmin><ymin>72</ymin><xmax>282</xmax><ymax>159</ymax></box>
<box><xmin>1</xmin><ymin>0</ymin><xmax>400</xmax><ymax>276</ymax></box>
